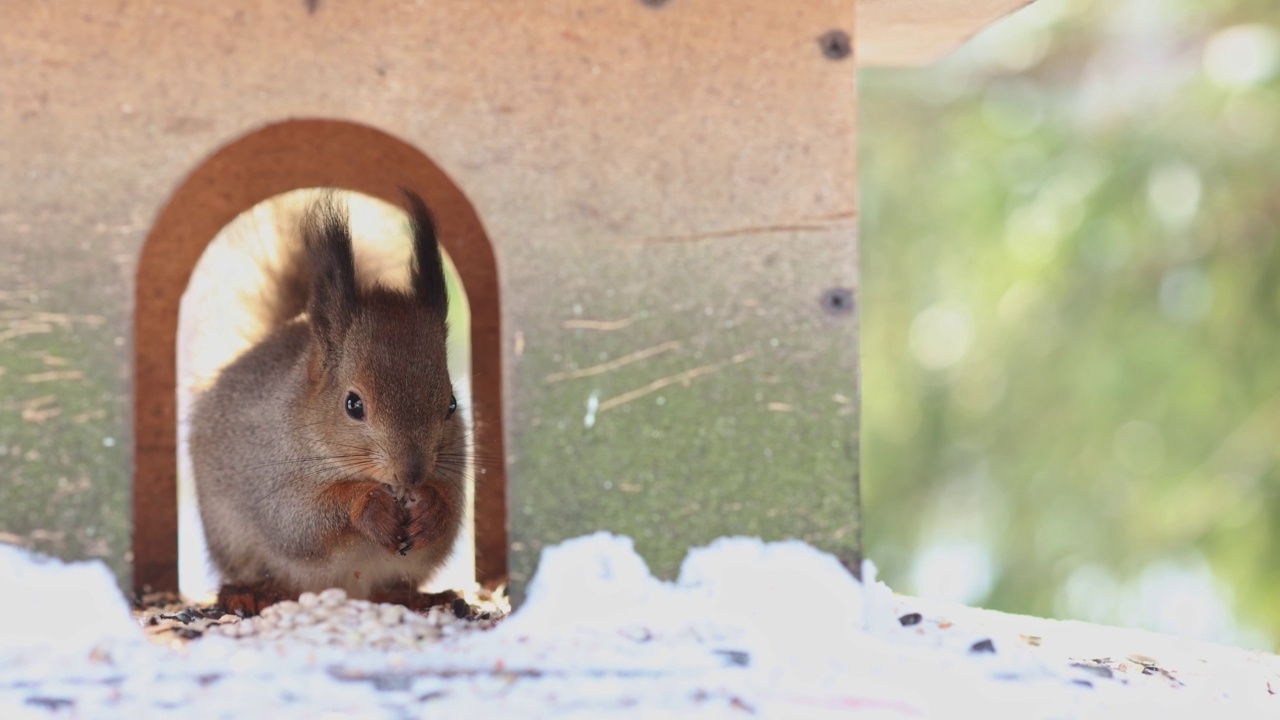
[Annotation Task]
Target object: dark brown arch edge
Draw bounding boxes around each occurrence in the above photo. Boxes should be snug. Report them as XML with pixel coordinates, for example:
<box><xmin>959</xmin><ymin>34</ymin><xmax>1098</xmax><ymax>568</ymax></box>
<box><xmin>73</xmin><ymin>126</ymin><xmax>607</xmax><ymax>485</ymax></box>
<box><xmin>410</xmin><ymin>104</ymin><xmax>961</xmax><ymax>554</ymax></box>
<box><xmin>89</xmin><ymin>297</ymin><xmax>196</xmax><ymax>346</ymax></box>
<box><xmin>132</xmin><ymin>118</ymin><xmax>507</xmax><ymax>595</ymax></box>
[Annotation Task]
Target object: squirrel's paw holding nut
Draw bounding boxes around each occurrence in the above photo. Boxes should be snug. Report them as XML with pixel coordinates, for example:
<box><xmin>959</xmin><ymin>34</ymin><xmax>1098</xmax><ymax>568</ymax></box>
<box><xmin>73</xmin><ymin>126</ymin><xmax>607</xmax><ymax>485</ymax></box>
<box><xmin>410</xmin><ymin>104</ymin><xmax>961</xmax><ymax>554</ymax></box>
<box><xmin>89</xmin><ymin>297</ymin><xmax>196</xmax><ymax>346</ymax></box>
<box><xmin>398</xmin><ymin>484</ymin><xmax>454</xmax><ymax>553</ymax></box>
<box><xmin>337</xmin><ymin>481</ymin><xmax>408</xmax><ymax>554</ymax></box>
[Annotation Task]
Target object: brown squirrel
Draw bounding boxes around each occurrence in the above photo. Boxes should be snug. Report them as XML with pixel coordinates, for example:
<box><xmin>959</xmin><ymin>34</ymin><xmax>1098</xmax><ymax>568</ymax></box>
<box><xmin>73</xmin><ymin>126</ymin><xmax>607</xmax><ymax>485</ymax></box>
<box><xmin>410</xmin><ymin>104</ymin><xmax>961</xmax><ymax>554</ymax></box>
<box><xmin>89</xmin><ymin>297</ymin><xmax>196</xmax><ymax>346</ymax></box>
<box><xmin>190</xmin><ymin>190</ymin><xmax>466</xmax><ymax>615</ymax></box>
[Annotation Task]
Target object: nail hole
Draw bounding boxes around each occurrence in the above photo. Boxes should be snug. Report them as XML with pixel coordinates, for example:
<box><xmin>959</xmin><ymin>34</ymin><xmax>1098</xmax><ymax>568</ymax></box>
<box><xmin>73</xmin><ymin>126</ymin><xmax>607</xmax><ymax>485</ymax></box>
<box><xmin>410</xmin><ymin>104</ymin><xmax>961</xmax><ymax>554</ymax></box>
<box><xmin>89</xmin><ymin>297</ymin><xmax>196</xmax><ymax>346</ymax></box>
<box><xmin>821</xmin><ymin>288</ymin><xmax>855</xmax><ymax>316</ymax></box>
<box><xmin>818</xmin><ymin>30</ymin><xmax>852</xmax><ymax>60</ymax></box>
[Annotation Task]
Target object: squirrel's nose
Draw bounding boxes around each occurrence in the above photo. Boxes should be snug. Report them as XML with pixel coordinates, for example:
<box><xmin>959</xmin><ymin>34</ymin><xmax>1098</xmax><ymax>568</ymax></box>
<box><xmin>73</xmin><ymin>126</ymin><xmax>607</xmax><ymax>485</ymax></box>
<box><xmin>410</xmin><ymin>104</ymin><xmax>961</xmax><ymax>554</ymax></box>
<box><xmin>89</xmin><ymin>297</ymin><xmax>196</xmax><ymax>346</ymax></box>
<box><xmin>400</xmin><ymin>454</ymin><xmax>427</xmax><ymax>487</ymax></box>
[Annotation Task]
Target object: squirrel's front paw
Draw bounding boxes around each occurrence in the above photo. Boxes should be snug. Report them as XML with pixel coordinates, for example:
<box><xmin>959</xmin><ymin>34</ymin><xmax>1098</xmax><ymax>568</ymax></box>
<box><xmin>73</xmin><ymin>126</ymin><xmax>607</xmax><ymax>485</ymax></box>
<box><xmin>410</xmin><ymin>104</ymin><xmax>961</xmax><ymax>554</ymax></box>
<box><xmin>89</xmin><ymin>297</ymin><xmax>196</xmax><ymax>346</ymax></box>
<box><xmin>343</xmin><ymin>481</ymin><xmax>407</xmax><ymax>554</ymax></box>
<box><xmin>399</xmin><ymin>484</ymin><xmax>455</xmax><ymax>553</ymax></box>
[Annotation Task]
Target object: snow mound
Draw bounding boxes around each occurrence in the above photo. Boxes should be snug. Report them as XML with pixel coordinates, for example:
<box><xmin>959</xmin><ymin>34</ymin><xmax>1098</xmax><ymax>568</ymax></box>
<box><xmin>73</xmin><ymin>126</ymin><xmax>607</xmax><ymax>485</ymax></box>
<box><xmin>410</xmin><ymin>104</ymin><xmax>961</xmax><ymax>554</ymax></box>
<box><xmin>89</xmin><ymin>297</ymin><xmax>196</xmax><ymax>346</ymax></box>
<box><xmin>505</xmin><ymin>532</ymin><xmax>662</xmax><ymax>634</ymax></box>
<box><xmin>498</xmin><ymin>533</ymin><xmax>869</xmax><ymax>674</ymax></box>
<box><xmin>0</xmin><ymin>544</ymin><xmax>140</xmax><ymax>662</ymax></box>
<box><xmin>677</xmin><ymin>536</ymin><xmax>864</xmax><ymax>620</ymax></box>
<box><xmin>0</xmin><ymin>534</ymin><xmax>1277</xmax><ymax>718</ymax></box>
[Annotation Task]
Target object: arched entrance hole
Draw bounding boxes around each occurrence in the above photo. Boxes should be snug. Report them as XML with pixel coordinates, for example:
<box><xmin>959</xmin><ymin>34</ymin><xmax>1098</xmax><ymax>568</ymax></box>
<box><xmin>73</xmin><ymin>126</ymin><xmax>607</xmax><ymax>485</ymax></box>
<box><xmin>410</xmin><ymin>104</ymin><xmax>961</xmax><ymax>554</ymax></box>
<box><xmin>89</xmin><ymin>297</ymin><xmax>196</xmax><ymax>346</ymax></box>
<box><xmin>133</xmin><ymin>119</ymin><xmax>506</xmax><ymax>595</ymax></box>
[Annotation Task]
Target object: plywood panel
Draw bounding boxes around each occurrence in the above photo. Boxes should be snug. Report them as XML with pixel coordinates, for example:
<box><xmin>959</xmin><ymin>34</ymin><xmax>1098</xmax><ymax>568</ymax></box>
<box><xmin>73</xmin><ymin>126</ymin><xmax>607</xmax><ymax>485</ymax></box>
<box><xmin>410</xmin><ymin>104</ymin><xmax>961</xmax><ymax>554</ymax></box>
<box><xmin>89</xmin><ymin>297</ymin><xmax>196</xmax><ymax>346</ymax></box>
<box><xmin>0</xmin><ymin>0</ymin><xmax>858</xmax><ymax>599</ymax></box>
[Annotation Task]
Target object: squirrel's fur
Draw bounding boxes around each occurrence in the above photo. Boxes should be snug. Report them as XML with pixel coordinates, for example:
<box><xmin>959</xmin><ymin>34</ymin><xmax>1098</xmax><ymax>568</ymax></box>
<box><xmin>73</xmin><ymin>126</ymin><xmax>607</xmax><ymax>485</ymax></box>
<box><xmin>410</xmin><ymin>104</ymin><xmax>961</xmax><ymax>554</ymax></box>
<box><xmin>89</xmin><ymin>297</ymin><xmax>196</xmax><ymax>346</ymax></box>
<box><xmin>191</xmin><ymin>190</ymin><xmax>465</xmax><ymax>611</ymax></box>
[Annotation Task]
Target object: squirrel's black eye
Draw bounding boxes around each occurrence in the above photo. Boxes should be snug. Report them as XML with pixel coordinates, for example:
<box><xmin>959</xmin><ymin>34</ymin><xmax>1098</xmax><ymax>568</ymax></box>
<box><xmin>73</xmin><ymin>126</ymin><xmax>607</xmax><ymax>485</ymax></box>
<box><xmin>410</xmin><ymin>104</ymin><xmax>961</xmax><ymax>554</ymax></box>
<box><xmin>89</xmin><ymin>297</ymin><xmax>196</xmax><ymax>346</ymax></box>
<box><xmin>447</xmin><ymin>394</ymin><xmax>457</xmax><ymax>418</ymax></box>
<box><xmin>345</xmin><ymin>391</ymin><xmax>366</xmax><ymax>421</ymax></box>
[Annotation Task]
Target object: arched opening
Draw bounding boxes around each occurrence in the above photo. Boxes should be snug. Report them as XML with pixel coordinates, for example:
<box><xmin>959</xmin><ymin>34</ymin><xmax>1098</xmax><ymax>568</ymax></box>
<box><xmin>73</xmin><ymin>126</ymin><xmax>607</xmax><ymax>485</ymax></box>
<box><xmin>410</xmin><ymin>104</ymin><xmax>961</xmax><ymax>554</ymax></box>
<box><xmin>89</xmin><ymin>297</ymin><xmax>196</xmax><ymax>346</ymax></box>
<box><xmin>133</xmin><ymin>119</ymin><xmax>506</xmax><ymax>596</ymax></box>
<box><xmin>177</xmin><ymin>188</ymin><xmax>479</xmax><ymax>599</ymax></box>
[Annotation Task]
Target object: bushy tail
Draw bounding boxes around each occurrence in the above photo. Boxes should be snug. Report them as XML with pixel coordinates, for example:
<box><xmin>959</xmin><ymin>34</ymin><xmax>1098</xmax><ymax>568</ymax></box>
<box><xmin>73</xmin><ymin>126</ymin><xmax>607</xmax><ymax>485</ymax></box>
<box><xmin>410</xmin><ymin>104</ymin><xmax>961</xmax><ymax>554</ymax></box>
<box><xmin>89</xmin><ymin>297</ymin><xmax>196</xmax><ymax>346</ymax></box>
<box><xmin>248</xmin><ymin>189</ymin><xmax>420</xmax><ymax>335</ymax></box>
<box><xmin>254</xmin><ymin>191</ymin><xmax>322</xmax><ymax>332</ymax></box>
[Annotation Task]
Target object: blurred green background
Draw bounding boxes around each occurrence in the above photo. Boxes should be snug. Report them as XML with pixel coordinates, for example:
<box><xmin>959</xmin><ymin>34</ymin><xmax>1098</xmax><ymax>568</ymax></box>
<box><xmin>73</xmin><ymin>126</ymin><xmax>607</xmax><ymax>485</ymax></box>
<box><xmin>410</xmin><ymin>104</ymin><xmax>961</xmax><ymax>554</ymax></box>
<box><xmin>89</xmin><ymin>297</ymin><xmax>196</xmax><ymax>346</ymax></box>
<box><xmin>861</xmin><ymin>0</ymin><xmax>1280</xmax><ymax>650</ymax></box>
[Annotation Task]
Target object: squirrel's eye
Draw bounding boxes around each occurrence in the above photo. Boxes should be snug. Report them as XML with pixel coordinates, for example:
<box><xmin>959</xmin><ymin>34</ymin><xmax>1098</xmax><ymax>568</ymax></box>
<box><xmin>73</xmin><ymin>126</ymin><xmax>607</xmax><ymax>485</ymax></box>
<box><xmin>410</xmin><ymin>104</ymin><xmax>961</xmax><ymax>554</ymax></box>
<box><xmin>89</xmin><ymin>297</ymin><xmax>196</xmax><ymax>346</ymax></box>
<box><xmin>447</xmin><ymin>394</ymin><xmax>457</xmax><ymax>418</ymax></box>
<box><xmin>345</xmin><ymin>392</ymin><xmax>366</xmax><ymax>421</ymax></box>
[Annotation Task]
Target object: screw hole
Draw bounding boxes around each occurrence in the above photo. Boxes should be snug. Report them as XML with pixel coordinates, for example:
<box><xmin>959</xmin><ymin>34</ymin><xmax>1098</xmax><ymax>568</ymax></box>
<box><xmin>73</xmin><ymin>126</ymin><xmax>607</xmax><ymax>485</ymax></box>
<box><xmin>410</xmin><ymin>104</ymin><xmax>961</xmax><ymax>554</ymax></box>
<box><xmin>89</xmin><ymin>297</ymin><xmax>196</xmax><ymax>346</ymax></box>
<box><xmin>818</xmin><ymin>30</ymin><xmax>852</xmax><ymax>60</ymax></box>
<box><xmin>821</xmin><ymin>288</ymin><xmax>855</xmax><ymax>316</ymax></box>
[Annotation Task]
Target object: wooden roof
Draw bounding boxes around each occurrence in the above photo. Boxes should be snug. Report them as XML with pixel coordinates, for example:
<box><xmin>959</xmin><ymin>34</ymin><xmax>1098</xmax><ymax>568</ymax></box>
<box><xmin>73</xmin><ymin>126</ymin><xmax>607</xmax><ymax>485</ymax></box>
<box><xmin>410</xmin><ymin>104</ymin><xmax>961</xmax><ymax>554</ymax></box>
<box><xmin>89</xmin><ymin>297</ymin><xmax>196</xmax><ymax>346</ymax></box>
<box><xmin>858</xmin><ymin>0</ymin><xmax>1036</xmax><ymax>66</ymax></box>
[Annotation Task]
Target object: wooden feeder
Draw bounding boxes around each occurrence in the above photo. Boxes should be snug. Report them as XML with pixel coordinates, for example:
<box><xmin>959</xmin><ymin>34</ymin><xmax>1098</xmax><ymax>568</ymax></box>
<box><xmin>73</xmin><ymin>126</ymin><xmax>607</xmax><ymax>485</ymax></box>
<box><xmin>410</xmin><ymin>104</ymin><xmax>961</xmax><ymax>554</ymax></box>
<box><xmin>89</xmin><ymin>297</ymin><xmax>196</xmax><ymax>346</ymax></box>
<box><xmin>0</xmin><ymin>0</ymin><xmax>1030</xmax><ymax>601</ymax></box>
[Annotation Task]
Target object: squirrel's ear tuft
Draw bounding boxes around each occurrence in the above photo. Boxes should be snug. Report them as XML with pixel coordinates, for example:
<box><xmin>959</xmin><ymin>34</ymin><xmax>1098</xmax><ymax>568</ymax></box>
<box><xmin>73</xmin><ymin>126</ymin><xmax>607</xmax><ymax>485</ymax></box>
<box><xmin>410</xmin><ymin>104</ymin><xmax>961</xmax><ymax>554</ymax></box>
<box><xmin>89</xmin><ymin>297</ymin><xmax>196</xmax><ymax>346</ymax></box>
<box><xmin>302</xmin><ymin>192</ymin><xmax>358</xmax><ymax>353</ymax></box>
<box><xmin>402</xmin><ymin>189</ymin><xmax>450</xmax><ymax>319</ymax></box>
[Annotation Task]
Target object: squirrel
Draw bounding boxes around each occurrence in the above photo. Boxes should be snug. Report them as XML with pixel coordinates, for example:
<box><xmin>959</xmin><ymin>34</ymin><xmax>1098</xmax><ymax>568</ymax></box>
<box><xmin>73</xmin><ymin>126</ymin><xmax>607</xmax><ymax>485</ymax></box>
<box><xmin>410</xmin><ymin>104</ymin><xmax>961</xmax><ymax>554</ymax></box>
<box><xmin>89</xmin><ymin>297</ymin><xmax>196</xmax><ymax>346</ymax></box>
<box><xmin>190</xmin><ymin>190</ymin><xmax>466</xmax><ymax>615</ymax></box>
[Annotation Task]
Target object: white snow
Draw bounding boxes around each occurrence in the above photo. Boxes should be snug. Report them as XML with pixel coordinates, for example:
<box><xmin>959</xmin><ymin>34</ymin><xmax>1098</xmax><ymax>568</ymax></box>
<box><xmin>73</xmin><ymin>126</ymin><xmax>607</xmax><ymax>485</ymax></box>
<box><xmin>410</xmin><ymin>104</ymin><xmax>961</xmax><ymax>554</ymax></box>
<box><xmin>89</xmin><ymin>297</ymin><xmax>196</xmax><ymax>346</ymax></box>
<box><xmin>2</xmin><ymin>536</ymin><xmax>1278</xmax><ymax>719</ymax></box>
<box><xmin>0</xmin><ymin>544</ymin><xmax>139</xmax><ymax>660</ymax></box>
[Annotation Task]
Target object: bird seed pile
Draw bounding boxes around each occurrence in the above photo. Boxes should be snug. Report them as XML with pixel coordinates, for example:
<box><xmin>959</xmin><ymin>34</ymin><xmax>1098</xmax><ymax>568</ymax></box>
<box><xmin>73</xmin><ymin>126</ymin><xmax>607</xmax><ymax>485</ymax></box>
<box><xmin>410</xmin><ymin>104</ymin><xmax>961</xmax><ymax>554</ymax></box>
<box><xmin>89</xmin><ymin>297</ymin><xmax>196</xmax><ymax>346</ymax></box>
<box><xmin>135</xmin><ymin>588</ymin><xmax>506</xmax><ymax>650</ymax></box>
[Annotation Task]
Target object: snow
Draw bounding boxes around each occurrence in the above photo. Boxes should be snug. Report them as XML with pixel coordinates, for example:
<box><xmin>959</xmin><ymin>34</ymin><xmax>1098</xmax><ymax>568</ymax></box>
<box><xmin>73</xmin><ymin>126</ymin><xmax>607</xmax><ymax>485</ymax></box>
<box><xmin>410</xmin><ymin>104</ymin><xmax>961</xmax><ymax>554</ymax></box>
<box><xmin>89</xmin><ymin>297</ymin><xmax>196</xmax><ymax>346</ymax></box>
<box><xmin>0</xmin><ymin>544</ymin><xmax>138</xmax><ymax>660</ymax></box>
<box><xmin>2</xmin><ymin>536</ymin><xmax>1279</xmax><ymax>718</ymax></box>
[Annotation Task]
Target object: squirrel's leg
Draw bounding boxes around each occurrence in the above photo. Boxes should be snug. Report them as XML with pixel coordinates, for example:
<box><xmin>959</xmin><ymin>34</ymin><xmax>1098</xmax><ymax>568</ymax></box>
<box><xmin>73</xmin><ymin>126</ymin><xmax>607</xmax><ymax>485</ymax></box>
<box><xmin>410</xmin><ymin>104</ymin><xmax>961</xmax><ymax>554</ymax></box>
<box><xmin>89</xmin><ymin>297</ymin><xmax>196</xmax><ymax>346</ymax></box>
<box><xmin>216</xmin><ymin>479</ymin><xmax>402</xmax><ymax>614</ymax></box>
<box><xmin>217</xmin><ymin>583</ymin><xmax>289</xmax><ymax>616</ymax></box>
<box><xmin>244</xmin><ymin>479</ymin><xmax>406</xmax><ymax>560</ymax></box>
<box><xmin>311</xmin><ymin>480</ymin><xmax>408</xmax><ymax>554</ymax></box>
<box><xmin>368</xmin><ymin>586</ymin><xmax>459</xmax><ymax>612</ymax></box>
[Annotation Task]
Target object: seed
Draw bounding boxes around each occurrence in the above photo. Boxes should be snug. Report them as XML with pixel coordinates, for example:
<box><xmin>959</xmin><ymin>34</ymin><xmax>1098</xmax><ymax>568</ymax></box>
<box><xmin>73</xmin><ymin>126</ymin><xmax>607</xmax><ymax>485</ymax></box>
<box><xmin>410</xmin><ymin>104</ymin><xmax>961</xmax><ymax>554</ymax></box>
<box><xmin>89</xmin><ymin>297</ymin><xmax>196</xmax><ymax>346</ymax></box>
<box><xmin>372</xmin><ymin>674</ymin><xmax>413</xmax><ymax>692</ymax></box>
<box><xmin>319</xmin><ymin>588</ymin><xmax>348</xmax><ymax>607</ymax></box>
<box><xmin>379</xmin><ymin>605</ymin><xmax>405</xmax><ymax>625</ymax></box>
<box><xmin>712</xmin><ymin>649</ymin><xmax>750</xmax><ymax>667</ymax></box>
<box><xmin>969</xmin><ymin>639</ymin><xmax>996</xmax><ymax>654</ymax></box>
<box><xmin>898</xmin><ymin>613</ymin><xmax>923</xmax><ymax>627</ymax></box>
<box><xmin>25</xmin><ymin>697</ymin><xmax>74</xmax><ymax>711</ymax></box>
<box><xmin>451</xmin><ymin>598</ymin><xmax>471</xmax><ymax>619</ymax></box>
<box><xmin>1071</xmin><ymin>663</ymin><xmax>1113</xmax><ymax>679</ymax></box>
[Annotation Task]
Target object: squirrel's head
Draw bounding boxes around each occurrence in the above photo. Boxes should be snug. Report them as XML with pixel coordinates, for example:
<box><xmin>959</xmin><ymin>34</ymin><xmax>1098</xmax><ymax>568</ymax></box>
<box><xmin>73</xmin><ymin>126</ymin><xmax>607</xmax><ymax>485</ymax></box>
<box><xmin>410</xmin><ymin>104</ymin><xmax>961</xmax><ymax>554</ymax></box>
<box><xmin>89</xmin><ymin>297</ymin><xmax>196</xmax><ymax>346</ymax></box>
<box><xmin>299</xmin><ymin>190</ymin><xmax>465</xmax><ymax>493</ymax></box>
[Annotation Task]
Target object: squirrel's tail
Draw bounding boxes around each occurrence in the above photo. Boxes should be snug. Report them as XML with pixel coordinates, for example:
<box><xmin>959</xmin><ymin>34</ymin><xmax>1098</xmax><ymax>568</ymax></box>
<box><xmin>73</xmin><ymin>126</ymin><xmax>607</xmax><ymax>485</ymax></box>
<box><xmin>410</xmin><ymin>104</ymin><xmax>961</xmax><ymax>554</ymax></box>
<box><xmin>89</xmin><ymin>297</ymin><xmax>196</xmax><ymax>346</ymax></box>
<box><xmin>254</xmin><ymin>193</ymin><xmax>316</xmax><ymax>332</ymax></box>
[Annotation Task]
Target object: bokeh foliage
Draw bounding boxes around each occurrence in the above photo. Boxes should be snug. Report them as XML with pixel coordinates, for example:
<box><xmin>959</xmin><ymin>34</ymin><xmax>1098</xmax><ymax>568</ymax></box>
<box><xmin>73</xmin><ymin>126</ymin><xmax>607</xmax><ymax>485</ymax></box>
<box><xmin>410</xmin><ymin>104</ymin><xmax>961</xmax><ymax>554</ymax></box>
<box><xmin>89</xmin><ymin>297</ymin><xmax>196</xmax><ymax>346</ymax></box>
<box><xmin>861</xmin><ymin>0</ymin><xmax>1280</xmax><ymax>649</ymax></box>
